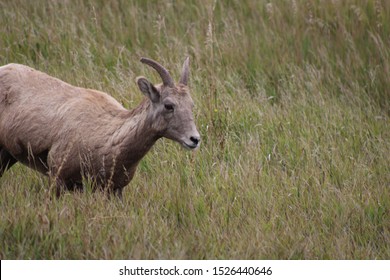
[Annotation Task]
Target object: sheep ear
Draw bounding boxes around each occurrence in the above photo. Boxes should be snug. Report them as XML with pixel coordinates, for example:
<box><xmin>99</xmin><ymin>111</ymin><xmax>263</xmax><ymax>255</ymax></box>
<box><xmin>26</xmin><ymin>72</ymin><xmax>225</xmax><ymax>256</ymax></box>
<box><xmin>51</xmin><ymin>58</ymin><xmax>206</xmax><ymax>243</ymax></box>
<box><xmin>179</xmin><ymin>57</ymin><xmax>190</xmax><ymax>85</ymax></box>
<box><xmin>136</xmin><ymin>76</ymin><xmax>160</xmax><ymax>103</ymax></box>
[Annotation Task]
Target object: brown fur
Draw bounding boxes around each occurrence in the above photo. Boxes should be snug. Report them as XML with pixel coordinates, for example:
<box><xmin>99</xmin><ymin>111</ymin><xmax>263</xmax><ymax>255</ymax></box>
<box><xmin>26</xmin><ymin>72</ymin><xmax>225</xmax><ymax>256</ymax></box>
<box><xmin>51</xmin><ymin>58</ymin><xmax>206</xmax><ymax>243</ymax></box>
<box><xmin>0</xmin><ymin>58</ymin><xmax>200</xmax><ymax>197</ymax></box>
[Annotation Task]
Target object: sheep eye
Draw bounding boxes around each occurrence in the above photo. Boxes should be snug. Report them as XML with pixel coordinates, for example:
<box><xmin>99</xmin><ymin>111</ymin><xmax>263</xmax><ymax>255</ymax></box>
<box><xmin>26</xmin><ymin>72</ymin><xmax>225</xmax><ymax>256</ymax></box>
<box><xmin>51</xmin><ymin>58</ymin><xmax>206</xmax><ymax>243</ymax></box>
<box><xmin>164</xmin><ymin>103</ymin><xmax>174</xmax><ymax>111</ymax></box>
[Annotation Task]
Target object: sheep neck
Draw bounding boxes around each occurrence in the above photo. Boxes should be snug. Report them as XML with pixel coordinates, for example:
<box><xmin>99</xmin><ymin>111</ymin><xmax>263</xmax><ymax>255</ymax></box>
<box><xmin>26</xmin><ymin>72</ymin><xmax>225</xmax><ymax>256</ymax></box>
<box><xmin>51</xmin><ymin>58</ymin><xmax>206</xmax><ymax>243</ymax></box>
<box><xmin>113</xmin><ymin>98</ymin><xmax>160</xmax><ymax>168</ymax></box>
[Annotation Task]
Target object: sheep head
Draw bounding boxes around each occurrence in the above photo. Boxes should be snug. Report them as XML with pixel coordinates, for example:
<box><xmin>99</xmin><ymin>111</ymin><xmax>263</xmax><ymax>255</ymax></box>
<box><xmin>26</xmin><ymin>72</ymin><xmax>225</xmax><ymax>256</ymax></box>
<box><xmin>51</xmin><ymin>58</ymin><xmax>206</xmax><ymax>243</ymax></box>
<box><xmin>136</xmin><ymin>57</ymin><xmax>200</xmax><ymax>150</ymax></box>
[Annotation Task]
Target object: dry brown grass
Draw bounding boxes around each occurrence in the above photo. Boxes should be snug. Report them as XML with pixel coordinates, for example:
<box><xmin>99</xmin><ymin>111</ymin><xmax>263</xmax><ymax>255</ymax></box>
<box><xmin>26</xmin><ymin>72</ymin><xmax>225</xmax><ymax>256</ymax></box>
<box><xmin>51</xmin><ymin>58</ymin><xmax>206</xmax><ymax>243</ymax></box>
<box><xmin>0</xmin><ymin>0</ymin><xmax>389</xmax><ymax>259</ymax></box>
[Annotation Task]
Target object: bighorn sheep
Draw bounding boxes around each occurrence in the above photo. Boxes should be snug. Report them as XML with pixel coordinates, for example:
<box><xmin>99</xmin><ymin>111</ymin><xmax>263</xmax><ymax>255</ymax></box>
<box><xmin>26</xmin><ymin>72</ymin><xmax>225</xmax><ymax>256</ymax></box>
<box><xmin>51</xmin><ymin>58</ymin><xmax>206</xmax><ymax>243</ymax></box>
<box><xmin>0</xmin><ymin>57</ymin><xmax>200</xmax><ymax>197</ymax></box>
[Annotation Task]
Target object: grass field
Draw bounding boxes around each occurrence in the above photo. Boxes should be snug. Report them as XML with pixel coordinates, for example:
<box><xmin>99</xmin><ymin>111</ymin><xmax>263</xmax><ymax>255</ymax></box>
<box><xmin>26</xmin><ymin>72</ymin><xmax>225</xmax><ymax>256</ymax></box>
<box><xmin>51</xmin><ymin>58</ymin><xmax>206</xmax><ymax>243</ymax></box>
<box><xmin>0</xmin><ymin>0</ymin><xmax>389</xmax><ymax>259</ymax></box>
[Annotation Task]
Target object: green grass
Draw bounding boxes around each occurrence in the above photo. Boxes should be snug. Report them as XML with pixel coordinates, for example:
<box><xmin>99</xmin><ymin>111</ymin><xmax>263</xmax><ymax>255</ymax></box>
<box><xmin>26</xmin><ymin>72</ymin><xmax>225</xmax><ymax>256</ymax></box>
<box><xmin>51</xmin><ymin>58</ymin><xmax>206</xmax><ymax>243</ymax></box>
<box><xmin>0</xmin><ymin>0</ymin><xmax>389</xmax><ymax>259</ymax></box>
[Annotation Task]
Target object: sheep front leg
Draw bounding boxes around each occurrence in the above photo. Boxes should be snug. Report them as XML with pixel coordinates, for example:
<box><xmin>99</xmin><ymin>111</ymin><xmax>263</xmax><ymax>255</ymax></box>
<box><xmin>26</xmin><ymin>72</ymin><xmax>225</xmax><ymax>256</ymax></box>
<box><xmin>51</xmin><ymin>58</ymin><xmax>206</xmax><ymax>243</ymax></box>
<box><xmin>54</xmin><ymin>177</ymin><xmax>67</xmax><ymax>198</ymax></box>
<box><xmin>53</xmin><ymin>178</ymin><xmax>84</xmax><ymax>197</ymax></box>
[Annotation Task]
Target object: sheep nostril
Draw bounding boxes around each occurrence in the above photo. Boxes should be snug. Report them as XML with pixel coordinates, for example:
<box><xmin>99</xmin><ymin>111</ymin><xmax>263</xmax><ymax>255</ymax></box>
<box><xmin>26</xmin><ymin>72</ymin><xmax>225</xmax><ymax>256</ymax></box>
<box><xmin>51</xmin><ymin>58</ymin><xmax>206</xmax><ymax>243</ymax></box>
<box><xmin>190</xmin><ymin>136</ymin><xmax>200</xmax><ymax>145</ymax></box>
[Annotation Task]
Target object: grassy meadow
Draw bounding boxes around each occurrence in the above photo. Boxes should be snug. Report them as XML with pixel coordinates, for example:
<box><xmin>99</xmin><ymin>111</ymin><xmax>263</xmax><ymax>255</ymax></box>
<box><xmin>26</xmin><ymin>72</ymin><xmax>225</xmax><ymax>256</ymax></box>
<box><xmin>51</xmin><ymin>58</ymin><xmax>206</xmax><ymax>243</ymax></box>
<box><xmin>0</xmin><ymin>0</ymin><xmax>389</xmax><ymax>259</ymax></box>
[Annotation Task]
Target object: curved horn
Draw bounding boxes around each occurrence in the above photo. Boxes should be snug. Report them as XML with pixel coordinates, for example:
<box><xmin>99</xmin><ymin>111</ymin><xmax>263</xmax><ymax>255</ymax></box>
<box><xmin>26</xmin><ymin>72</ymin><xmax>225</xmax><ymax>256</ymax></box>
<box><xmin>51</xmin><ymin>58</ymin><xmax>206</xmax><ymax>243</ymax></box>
<box><xmin>179</xmin><ymin>57</ymin><xmax>190</xmax><ymax>85</ymax></box>
<box><xmin>140</xmin><ymin>57</ymin><xmax>174</xmax><ymax>87</ymax></box>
